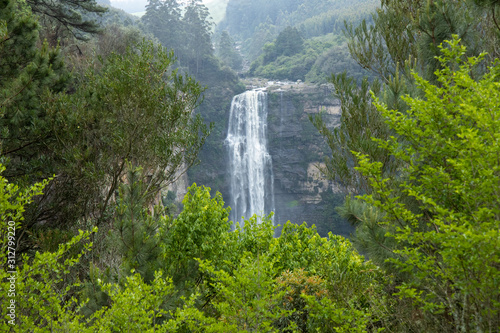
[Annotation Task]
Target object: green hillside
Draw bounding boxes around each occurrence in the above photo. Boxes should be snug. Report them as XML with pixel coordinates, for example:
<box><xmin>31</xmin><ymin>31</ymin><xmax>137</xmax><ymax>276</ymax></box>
<box><xmin>217</xmin><ymin>0</ymin><xmax>378</xmax><ymax>82</ymax></box>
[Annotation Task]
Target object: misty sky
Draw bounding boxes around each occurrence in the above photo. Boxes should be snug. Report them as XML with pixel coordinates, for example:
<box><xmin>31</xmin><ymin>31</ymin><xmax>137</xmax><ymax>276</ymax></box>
<box><xmin>110</xmin><ymin>0</ymin><xmax>216</xmax><ymax>13</ymax></box>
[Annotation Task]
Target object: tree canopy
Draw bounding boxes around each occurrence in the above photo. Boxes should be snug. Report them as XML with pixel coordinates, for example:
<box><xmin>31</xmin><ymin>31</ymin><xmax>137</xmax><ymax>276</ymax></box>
<box><xmin>312</xmin><ymin>0</ymin><xmax>500</xmax><ymax>328</ymax></box>
<box><xmin>0</xmin><ymin>0</ymin><xmax>68</xmax><ymax>183</ymax></box>
<box><xmin>353</xmin><ymin>37</ymin><xmax>500</xmax><ymax>331</ymax></box>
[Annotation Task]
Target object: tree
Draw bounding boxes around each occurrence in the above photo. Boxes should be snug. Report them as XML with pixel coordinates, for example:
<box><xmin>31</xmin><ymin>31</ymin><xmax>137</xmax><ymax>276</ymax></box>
<box><xmin>35</xmin><ymin>40</ymin><xmax>210</xmax><ymax>234</ymax></box>
<box><xmin>111</xmin><ymin>165</ymin><xmax>166</xmax><ymax>283</ymax></box>
<box><xmin>162</xmin><ymin>183</ymin><xmax>231</xmax><ymax>285</ymax></box>
<box><xmin>0</xmin><ymin>162</ymin><xmax>87</xmax><ymax>330</ymax></box>
<box><xmin>0</xmin><ymin>164</ymin><xmax>48</xmax><ymax>257</ymax></box>
<box><xmin>354</xmin><ymin>38</ymin><xmax>500</xmax><ymax>331</ymax></box>
<box><xmin>0</xmin><ymin>174</ymin><xmax>207</xmax><ymax>331</ymax></box>
<box><xmin>261</xmin><ymin>26</ymin><xmax>304</xmax><ymax>65</ymax></box>
<box><xmin>310</xmin><ymin>75</ymin><xmax>389</xmax><ymax>195</ymax></box>
<box><xmin>141</xmin><ymin>0</ymin><xmax>215</xmax><ymax>76</ymax></box>
<box><xmin>142</xmin><ymin>0</ymin><xmax>183</xmax><ymax>54</ymax></box>
<box><xmin>0</xmin><ymin>171</ymin><xmax>389</xmax><ymax>330</ymax></box>
<box><xmin>182</xmin><ymin>0</ymin><xmax>214</xmax><ymax>75</ymax></box>
<box><xmin>0</xmin><ymin>0</ymin><xmax>68</xmax><ymax>184</ymax></box>
<box><xmin>274</xmin><ymin>26</ymin><xmax>304</xmax><ymax>57</ymax></box>
<box><xmin>336</xmin><ymin>0</ymin><xmax>499</xmax><ymax>126</ymax></box>
<box><xmin>215</xmin><ymin>30</ymin><xmax>243</xmax><ymax>71</ymax></box>
<box><xmin>313</xmin><ymin>0</ymin><xmax>500</xmax><ymax>270</ymax></box>
<box><xmin>313</xmin><ymin>4</ymin><xmax>500</xmax><ymax>327</ymax></box>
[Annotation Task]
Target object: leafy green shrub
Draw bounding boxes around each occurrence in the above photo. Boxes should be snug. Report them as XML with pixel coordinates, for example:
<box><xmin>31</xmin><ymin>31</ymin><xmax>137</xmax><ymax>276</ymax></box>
<box><xmin>199</xmin><ymin>253</ymin><xmax>293</xmax><ymax>333</ymax></box>
<box><xmin>162</xmin><ymin>183</ymin><xmax>231</xmax><ymax>283</ymax></box>
<box><xmin>355</xmin><ymin>37</ymin><xmax>500</xmax><ymax>331</ymax></box>
<box><xmin>0</xmin><ymin>166</ymin><xmax>213</xmax><ymax>332</ymax></box>
<box><xmin>275</xmin><ymin>269</ymin><xmax>328</xmax><ymax>332</ymax></box>
<box><xmin>0</xmin><ymin>165</ymin><xmax>94</xmax><ymax>330</ymax></box>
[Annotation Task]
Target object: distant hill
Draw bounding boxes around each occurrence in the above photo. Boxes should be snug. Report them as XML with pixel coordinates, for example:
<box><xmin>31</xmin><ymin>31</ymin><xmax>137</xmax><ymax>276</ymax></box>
<box><xmin>218</xmin><ymin>0</ymin><xmax>376</xmax><ymax>40</ymax></box>
<box><xmin>216</xmin><ymin>0</ymin><xmax>377</xmax><ymax>83</ymax></box>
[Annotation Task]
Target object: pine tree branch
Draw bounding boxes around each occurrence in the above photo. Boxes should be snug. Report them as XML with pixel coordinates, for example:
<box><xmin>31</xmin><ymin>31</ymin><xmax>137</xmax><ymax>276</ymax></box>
<box><xmin>1</xmin><ymin>73</ymin><xmax>35</xmax><ymax>109</ymax></box>
<box><xmin>0</xmin><ymin>139</ymin><xmax>38</xmax><ymax>156</ymax></box>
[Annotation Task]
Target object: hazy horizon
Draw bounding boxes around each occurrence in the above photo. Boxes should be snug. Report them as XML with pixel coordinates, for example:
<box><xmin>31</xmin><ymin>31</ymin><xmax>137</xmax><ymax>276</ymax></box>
<box><xmin>109</xmin><ymin>0</ymin><xmax>219</xmax><ymax>14</ymax></box>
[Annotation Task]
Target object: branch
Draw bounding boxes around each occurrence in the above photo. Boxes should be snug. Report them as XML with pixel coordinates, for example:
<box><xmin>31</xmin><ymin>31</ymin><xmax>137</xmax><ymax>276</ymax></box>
<box><xmin>492</xmin><ymin>7</ymin><xmax>500</xmax><ymax>33</ymax></box>
<box><xmin>1</xmin><ymin>139</ymin><xmax>38</xmax><ymax>156</ymax></box>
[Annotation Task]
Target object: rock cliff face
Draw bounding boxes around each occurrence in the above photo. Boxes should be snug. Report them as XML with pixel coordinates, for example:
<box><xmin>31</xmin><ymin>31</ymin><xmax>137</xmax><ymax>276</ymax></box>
<box><xmin>264</xmin><ymin>81</ymin><xmax>352</xmax><ymax>237</ymax></box>
<box><xmin>188</xmin><ymin>80</ymin><xmax>353</xmax><ymax>238</ymax></box>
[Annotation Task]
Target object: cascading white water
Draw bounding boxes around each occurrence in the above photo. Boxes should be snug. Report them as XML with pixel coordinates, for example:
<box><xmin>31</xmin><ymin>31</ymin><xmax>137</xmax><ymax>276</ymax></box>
<box><xmin>226</xmin><ymin>89</ymin><xmax>275</xmax><ymax>227</ymax></box>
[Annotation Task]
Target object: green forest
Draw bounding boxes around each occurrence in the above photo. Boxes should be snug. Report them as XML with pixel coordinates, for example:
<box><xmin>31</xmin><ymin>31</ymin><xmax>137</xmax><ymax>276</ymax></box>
<box><xmin>1</xmin><ymin>0</ymin><xmax>500</xmax><ymax>331</ymax></box>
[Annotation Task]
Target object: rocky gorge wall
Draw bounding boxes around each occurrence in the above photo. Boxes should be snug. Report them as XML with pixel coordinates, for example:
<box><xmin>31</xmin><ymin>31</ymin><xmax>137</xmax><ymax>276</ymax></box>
<box><xmin>264</xmin><ymin>81</ymin><xmax>352</xmax><ymax>237</ymax></box>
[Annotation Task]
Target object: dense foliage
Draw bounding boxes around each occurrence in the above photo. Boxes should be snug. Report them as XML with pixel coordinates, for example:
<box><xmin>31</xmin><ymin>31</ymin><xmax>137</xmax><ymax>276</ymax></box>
<box><xmin>1</xmin><ymin>176</ymin><xmax>387</xmax><ymax>331</ymax></box>
<box><xmin>46</xmin><ymin>40</ymin><xmax>208</xmax><ymax>227</ymax></box>
<box><xmin>355</xmin><ymin>39</ymin><xmax>500</xmax><ymax>331</ymax></box>
<box><xmin>0</xmin><ymin>0</ymin><xmax>69</xmax><ymax>184</ymax></box>
<box><xmin>1</xmin><ymin>0</ymin><xmax>499</xmax><ymax>331</ymax></box>
<box><xmin>1</xmin><ymin>0</ymin><xmax>211</xmax><ymax>252</ymax></box>
<box><xmin>312</xmin><ymin>0</ymin><xmax>500</xmax><ymax>330</ymax></box>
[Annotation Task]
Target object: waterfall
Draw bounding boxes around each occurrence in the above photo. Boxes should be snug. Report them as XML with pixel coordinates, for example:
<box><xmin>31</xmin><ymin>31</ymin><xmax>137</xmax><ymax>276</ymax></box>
<box><xmin>279</xmin><ymin>90</ymin><xmax>284</xmax><ymax>151</ymax></box>
<box><xmin>278</xmin><ymin>90</ymin><xmax>284</xmax><ymax>227</ymax></box>
<box><xmin>226</xmin><ymin>89</ymin><xmax>275</xmax><ymax>227</ymax></box>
